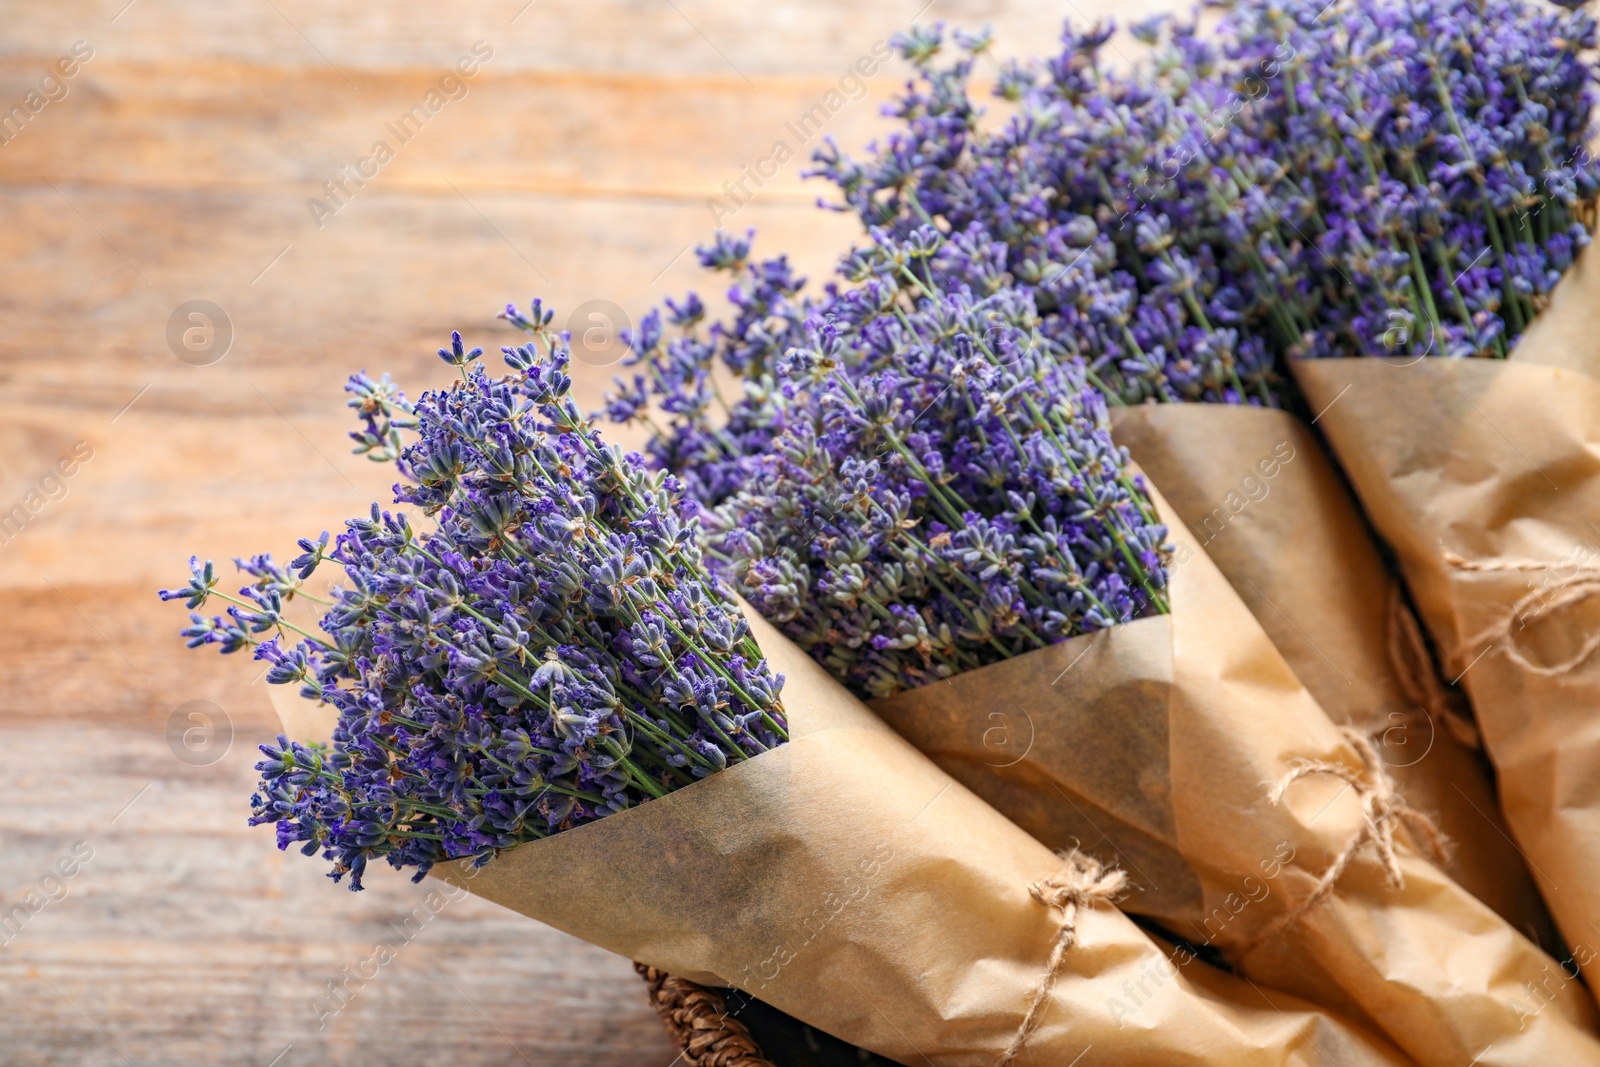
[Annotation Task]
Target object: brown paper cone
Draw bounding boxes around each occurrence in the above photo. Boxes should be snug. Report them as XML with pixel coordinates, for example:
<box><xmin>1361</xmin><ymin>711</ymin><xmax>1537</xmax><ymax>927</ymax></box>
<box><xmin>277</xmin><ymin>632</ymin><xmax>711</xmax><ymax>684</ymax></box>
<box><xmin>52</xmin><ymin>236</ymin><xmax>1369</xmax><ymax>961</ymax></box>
<box><xmin>1293</xmin><ymin>246</ymin><xmax>1600</xmax><ymax>1010</ymax></box>
<box><xmin>1108</xmin><ymin>402</ymin><xmax>1558</xmax><ymax>951</ymax></box>
<box><xmin>266</xmin><ymin>609</ymin><xmax>1412</xmax><ymax>1066</ymax></box>
<box><xmin>871</xmin><ymin>486</ymin><xmax>1600</xmax><ymax>1067</ymax></box>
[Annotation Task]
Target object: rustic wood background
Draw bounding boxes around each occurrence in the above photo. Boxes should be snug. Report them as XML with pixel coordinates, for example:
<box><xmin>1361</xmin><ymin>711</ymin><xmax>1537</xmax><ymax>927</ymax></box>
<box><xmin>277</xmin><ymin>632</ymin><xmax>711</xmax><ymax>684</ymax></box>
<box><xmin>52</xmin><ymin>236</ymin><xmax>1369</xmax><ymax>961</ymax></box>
<box><xmin>0</xmin><ymin>1</ymin><xmax>1161</xmax><ymax>1063</ymax></box>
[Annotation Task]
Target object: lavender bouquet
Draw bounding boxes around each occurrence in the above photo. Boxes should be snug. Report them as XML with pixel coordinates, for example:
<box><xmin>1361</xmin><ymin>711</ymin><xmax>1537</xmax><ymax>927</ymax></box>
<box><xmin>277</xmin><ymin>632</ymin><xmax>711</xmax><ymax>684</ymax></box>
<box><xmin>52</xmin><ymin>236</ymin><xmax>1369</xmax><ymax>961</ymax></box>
<box><xmin>162</xmin><ymin>331</ymin><xmax>788</xmax><ymax>888</ymax></box>
<box><xmin>814</xmin><ymin>0</ymin><xmax>1567</xmax><ymax>1016</ymax></box>
<box><xmin>159</xmin><ymin>320</ymin><xmax>1411</xmax><ymax>1067</ymax></box>
<box><xmin>711</xmin><ymin>235</ymin><xmax>1170</xmax><ymax>698</ymax></box>
<box><xmin>628</xmin><ymin>211</ymin><xmax>1595</xmax><ymax>1064</ymax></box>
<box><xmin>1206</xmin><ymin>0</ymin><xmax>1600</xmax><ymax>1011</ymax></box>
<box><xmin>603</xmin><ymin>222</ymin><xmax>1175</xmax><ymax>699</ymax></box>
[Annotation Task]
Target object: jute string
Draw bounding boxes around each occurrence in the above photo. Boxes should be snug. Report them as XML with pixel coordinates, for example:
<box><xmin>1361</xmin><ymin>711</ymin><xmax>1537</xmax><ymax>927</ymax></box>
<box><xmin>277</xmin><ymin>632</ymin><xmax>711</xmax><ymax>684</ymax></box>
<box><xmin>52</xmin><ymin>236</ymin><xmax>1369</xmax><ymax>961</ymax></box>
<box><xmin>1236</xmin><ymin>729</ymin><xmax>1448</xmax><ymax>957</ymax></box>
<box><xmin>996</xmin><ymin>849</ymin><xmax>1127</xmax><ymax>1067</ymax></box>
<box><xmin>1384</xmin><ymin>585</ymin><xmax>1480</xmax><ymax>749</ymax></box>
<box><xmin>1444</xmin><ymin>551</ymin><xmax>1600</xmax><ymax>676</ymax></box>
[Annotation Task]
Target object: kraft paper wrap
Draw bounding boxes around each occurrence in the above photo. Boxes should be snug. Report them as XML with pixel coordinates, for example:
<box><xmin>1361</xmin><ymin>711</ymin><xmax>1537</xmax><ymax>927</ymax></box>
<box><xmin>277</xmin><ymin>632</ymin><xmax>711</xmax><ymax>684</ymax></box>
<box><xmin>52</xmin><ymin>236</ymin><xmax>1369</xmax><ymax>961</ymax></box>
<box><xmin>1108</xmin><ymin>402</ymin><xmax>1557</xmax><ymax>952</ymax></box>
<box><xmin>871</xmin><ymin>487</ymin><xmax>1600</xmax><ymax>1067</ymax></box>
<box><xmin>268</xmin><ymin>611</ymin><xmax>1408</xmax><ymax>1066</ymax></box>
<box><xmin>1294</xmin><ymin>243</ymin><xmax>1600</xmax><ymax>1004</ymax></box>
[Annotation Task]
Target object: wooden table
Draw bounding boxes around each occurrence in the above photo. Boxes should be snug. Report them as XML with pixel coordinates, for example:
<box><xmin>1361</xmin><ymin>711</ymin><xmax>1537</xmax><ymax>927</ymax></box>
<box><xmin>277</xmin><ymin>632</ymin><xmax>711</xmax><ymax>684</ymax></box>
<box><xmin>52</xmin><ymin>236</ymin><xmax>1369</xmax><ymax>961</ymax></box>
<box><xmin>0</xmin><ymin>1</ymin><xmax>1157</xmax><ymax>1062</ymax></box>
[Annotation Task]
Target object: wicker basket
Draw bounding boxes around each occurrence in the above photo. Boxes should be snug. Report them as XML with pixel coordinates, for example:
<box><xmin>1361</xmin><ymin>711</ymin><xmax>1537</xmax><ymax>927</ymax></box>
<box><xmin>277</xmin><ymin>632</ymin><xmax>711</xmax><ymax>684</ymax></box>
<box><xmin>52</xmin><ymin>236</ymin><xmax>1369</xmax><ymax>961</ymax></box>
<box><xmin>637</xmin><ymin>964</ymin><xmax>773</xmax><ymax>1066</ymax></box>
<box><xmin>636</xmin><ymin>964</ymin><xmax>898</xmax><ymax>1066</ymax></box>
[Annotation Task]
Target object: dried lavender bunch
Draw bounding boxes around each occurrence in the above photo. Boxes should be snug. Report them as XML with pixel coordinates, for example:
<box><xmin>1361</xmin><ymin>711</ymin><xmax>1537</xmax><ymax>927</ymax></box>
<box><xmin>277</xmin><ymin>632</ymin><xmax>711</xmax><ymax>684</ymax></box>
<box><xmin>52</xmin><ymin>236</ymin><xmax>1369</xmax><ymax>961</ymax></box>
<box><xmin>810</xmin><ymin>21</ymin><xmax>1312</xmax><ymax>406</ymax></box>
<box><xmin>1217</xmin><ymin>0</ymin><xmax>1600</xmax><ymax>358</ymax></box>
<box><xmin>710</xmin><ymin>225</ymin><xmax>1171</xmax><ymax>699</ymax></box>
<box><xmin>160</xmin><ymin>323</ymin><xmax>787</xmax><ymax>889</ymax></box>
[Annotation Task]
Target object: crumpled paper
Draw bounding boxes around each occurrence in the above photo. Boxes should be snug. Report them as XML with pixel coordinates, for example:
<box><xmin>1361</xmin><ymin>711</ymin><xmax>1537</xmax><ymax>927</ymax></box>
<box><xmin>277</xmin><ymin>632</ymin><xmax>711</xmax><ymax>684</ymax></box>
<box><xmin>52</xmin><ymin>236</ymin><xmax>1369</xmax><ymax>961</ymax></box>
<box><xmin>1109</xmin><ymin>401</ymin><xmax>1557</xmax><ymax>951</ymax></box>
<box><xmin>1294</xmin><ymin>240</ymin><xmax>1600</xmax><ymax>1008</ymax></box>
<box><xmin>870</xmin><ymin>485</ymin><xmax>1600</xmax><ymax>1067</ymax></box>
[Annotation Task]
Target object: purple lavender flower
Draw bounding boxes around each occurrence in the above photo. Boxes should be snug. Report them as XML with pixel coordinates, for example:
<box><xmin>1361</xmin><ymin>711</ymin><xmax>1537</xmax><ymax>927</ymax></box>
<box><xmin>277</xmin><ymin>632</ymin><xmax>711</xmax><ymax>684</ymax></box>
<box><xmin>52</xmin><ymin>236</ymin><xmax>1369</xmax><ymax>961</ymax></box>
<box><xmin>821</xmin><ymin>0</ymin><xmax>1598</xmax><ymax>382</ymax></box>
<box><xmin>708</xmin><ymin>227</ymin><xmax>1171</xmax><ymax>699</ymax></box>
<box><xmin>809</xmin><ymin>19</ymin><xmax>1303</xmax><ymax>406</ymax></box>
<box><xmin>1216</xmin><ymin>0</ymin><xmax>1599</xmax><ymax>360</ymax></box>
<box><xmin>161</xmin><ymin>323</ymin><xmax>787</xmax><ymax>889</ymax></box>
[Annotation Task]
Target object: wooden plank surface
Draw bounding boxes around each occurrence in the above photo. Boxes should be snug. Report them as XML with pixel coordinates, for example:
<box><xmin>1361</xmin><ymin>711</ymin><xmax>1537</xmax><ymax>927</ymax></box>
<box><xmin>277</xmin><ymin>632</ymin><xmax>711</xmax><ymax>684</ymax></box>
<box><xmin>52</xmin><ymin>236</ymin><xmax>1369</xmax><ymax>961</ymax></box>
<box><xmin>0</xmin><ymin>1</ymin><xmax>1157</xmax><ymax>1063</ymax></box>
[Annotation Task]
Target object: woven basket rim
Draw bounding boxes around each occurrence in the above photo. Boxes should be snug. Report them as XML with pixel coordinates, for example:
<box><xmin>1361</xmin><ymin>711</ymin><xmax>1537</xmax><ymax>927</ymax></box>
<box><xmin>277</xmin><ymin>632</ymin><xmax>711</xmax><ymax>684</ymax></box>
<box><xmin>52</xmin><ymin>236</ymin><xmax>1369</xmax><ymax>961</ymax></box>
<box><xmin>635</xmin><ymin>963</ymin><xmax>776</xmax><ymax>1067</ymax></box>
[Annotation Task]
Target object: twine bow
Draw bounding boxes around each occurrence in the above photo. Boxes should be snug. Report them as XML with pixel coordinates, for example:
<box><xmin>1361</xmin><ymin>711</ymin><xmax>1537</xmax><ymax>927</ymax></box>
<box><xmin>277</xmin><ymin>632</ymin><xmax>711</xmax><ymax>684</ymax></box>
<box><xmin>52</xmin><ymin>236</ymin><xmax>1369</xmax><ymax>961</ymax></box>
<box><xmin>996</xmin><ymin>850</ymin><xmax>1128</xmax><ymax>1067</ymax></box>
<box><xmin>1444</xmin><ymin>551</ymin><xmax>1600</xmax><ymax>677</ymax></box>
<box><xmin>1384</xmin><ymin>586</ymin><xmax>1479</xmax><ymax>749</ymax></box>
<box><xmin>1237</xmin><ymin>729</ymin><xmax>1448</xmax><ymax>957</ymax></box>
